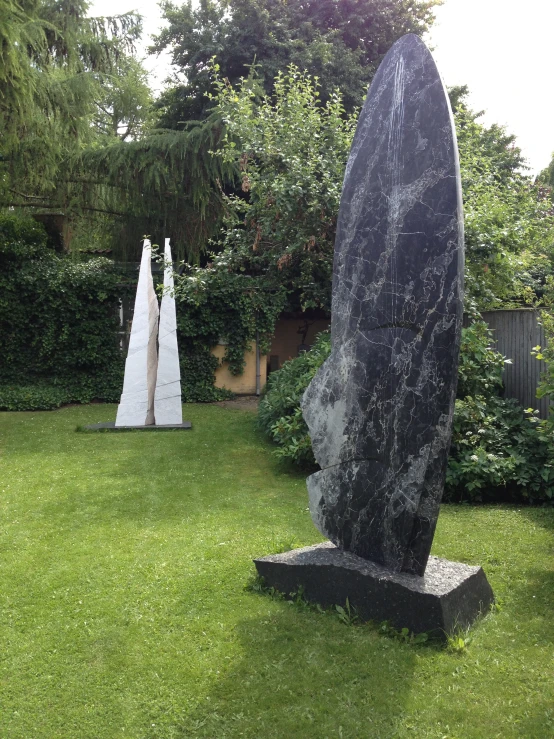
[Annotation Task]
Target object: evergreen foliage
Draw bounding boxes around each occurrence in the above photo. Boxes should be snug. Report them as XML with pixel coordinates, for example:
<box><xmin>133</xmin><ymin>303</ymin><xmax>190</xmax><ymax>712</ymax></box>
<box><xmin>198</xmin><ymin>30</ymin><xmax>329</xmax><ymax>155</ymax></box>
<box><xmin>0</xmin><ymin>0</ymin><xmax>142</xmax><ymax>184</ymax></box>
<box><xmin>0</xmin><ymin>0</ymin><xmax>153</xmax><ymax>259</ymax></box>
<box><xmin>77</xmin><ymin>117</ymin><xmax>237</xmax><ymax>262</ymax></box>
<box><xmin>0</xmin><ymin>214</ymin><xmax>126</xmax><ymax>410</ymax></box>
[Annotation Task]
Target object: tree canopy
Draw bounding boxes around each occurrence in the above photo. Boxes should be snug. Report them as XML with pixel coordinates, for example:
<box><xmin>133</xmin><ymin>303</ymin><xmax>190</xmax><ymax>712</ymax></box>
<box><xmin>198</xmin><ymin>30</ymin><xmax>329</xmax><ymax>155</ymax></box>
<box><xmin>0</xmin><ymin>0</ymin><xmax>149</xmax><ymax>248</ymax></box>
<box><xmin>173</xmin><ymin>73</ymin><xmax>554</xmax><ymax>315</ymax></box>
<box><xmin>151</xmin><ymin>0</ymin><xmax>440</xmax><ymax>126</ymax></box>
<box><xmin>538</xmin><ymin>154</ymin><xmax>554</xmax><ymax>190</ymax></box>
<box><xmin>202</xmin><ymin>65</ymin><xmax>354</xmax><ymax>313</ymax></box>
<box><xmin>453</xmin><ymin>87</ymin><xmax>554</xmax><ymax>308</ymax></box>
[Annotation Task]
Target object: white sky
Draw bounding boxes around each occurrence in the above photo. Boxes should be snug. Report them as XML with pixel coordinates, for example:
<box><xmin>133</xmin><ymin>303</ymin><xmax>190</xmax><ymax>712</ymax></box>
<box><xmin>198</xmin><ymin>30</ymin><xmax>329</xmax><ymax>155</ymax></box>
<box><xmin>90</xmin><ymin>0</ymin><xmax>554</xmax><ymax>174</ymax></box>
<box><xmin>429</xmin><ymin>0</ymin><xmax>554</xmax><ymax>174</ymax></box>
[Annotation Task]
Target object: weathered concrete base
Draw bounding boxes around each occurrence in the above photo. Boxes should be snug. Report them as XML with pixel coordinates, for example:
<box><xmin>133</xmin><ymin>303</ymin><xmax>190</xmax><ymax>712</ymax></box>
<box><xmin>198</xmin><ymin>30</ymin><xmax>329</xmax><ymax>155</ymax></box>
<box><xmin>254</xmin><ymin>542</ymin><xmax>494</xmax><ymax>636</ymax></box>
<box><xmin>81</xmin><ymin>421</ymin><xmax>191</xmax><ymax>431</ymax></box>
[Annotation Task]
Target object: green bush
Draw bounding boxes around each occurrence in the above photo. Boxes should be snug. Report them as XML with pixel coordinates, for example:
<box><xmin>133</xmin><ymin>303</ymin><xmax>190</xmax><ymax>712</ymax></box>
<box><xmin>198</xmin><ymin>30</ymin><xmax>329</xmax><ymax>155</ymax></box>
<box><xmin>444</xmin><ymin>320</ymin><xmax>554</xmax><ymax>503</ymax></box>
<box><xmin>445</xmin><ymin>395</ymin><xmax>554</xmax><ymax>503</ymax></box>
<box><xmin>456</xmin><ymin>319</ymin><xmax>505</xmax><ymax>397</ymax></box>
<box><xmin>0</xmin><ymin>382</ymin><xmax>70</xmax><ymax>411</ymax></box>
<box><xmin>0</xmin><ymin>370</ymin><xmax>124</xmax><ymax>411</ymax></box>
<box><xmin>179</xmin><ymin>349</ymin><xmax>233</xmax><ymax>403</ymax></box>
<box><xmin>258</xmin><ymin>320</ymin><xmax>554</xmax><ymax>503</ymax></box>
<box><xmin>257</xmin><ymin>331</ymin><xmax>331</xmax><ymax>467</ymax></box>
<box><xmin>0</xmin><ymin>213</ymin><xmax>126</xmax><ymax>407</ymax></box>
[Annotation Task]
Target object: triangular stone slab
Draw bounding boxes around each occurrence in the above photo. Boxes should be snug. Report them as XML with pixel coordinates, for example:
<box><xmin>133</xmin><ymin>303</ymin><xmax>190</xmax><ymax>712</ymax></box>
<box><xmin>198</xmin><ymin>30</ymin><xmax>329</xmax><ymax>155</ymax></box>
<box><xmin>154</xmin><ymin>238</ymin><xmax>183</xmax><ymax>425</ymax></box>
<box><xmin>115</xmin><ymin>239</ymin><xmax>159</xmax><ymax>426</ymax></box>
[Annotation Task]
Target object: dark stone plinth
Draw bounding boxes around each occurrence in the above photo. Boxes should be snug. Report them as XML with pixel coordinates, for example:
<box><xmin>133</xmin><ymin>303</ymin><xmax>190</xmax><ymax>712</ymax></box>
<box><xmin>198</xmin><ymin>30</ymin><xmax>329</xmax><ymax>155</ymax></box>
<box><xmin>81</xmin><ymin>421</ymin><xmax>192</xmax><ymax>431</ymax></box>
<box><xmin>254</xmin><ymin>542</ymin><xmax>493</xmax><ymax>636</ymax></box>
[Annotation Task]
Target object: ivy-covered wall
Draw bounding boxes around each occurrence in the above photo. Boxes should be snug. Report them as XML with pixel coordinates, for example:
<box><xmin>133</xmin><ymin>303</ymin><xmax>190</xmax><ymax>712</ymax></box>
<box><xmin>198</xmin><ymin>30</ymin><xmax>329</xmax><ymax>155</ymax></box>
<box><xmin>0</xmin><ymin>216</ymin><xmax>287</xmax><ymax>410</ymax></box>
<box><xmin>0</xmin><ymin>214</ymin><xmax>127</xmax><ymax>410</ymax></box>
<box><xmin>174</xmin><ymin>268</ymin><xmax>286</xmax><ymax>401</ymax></box>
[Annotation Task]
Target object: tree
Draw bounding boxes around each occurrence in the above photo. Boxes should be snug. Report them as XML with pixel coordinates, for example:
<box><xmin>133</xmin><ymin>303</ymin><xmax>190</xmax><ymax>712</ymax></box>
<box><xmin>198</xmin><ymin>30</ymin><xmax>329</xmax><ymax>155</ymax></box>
<box><xmin>0</xmin><ymin>0</ymin><xmax>146</xmax><ymax>234</ymax></box>
<box><xmin>452</xmin><ymin>88</ymin><xmax>554</xmax><ymax>309</ymax></box>
<box><xmin>92</xmin><ymin>56</ymin><xmax>154</xmax><ymax>141</ymax></box>
<box><xmin>208</xmin><ymin>65</ymin><xmax>356</xmax><ymax>312</ymax></box>
<box><xmin>538</xmin><ymin>153</ymin><xmax>554</xmax><ymax>189</ymax></box>
<box><xmin>184</xmin><ymin>73</ymin><xmax>554</xmax><ymax>315</ymax></box>
<box><xmin>77</xmin><ymin>117</ymin><xmax>237</xmax><ymax>261</ymax></box>
<box><xmin>151</xmin><ymin>0</ymin><xmax>440</xmax><ymax>126</ymax></box>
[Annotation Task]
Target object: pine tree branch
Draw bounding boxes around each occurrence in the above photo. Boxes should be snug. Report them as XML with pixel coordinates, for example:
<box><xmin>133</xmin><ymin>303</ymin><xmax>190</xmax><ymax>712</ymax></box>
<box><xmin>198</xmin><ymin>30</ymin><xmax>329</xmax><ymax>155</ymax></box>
<box><xmin>8</xmin><ymin>201</ymin><xmax>127</xmax><ymax>217</ymax></box>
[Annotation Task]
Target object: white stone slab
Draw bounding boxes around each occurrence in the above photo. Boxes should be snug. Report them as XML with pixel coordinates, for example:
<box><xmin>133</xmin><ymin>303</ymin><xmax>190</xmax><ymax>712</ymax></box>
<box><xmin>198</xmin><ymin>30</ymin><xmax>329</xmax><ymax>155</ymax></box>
<box><xmin>154</xmin><ymin>238</ymin><xmax>183</xmax><ymax>425</ymax></box>
<box><xmin>116</xmin><ymin>240</ymin><xmax>159</xmax><ymax>426</ymax></box>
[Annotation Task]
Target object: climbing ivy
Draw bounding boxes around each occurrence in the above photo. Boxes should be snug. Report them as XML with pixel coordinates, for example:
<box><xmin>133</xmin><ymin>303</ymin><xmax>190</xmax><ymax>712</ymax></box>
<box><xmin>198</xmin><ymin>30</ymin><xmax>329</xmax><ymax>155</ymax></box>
<box><xmin>174</xmin><ymin>266</ymin><xmax>286</xmax><ymax>401</ymax></box>
<box><xmin>0</xmin><ymin>213</ymin><xmax>128</xmax><ymax>410</ymax></box>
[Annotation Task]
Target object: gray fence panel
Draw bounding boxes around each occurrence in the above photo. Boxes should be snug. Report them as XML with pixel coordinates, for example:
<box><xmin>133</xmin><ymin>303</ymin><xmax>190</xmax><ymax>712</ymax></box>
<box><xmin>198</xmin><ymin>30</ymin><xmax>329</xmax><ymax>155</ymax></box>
<box><xmin>481</xmin><ymin>309</ymin><xmax>549</xmax><ymax>418</ymax></box>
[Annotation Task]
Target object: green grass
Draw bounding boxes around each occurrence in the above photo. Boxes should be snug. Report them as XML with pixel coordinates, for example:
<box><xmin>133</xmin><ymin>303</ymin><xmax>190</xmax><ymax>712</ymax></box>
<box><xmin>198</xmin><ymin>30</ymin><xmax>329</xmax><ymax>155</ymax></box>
<box><xmin>1</xmin><ymin>404</ymin><xmax>553</xmax><ymax>739</ymax></box>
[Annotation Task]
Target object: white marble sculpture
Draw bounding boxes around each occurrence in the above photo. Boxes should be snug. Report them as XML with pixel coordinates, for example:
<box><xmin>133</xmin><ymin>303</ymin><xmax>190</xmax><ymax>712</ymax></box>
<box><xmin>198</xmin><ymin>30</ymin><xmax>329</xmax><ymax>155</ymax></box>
<box><xmin>154</xmin><ymin>238</ymin><xmax>183</xmax><ymax>424</ymax></box>
<box><xmin>115</xmin><ymin>239</ymin><xmax>159</xmax><ymax>426</ymax></box>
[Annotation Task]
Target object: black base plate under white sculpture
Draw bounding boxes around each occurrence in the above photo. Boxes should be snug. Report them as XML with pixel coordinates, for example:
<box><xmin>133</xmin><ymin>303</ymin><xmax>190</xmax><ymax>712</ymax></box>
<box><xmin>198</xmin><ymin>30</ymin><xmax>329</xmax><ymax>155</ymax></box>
<box><xmin>254</xmin><ymin>542</ymin><xmax>494</xmax><ymax>636</ymax></box>
<box><xmin>82</xmin><ymin>421</ymin><xmax>192</xmax><ymax>431</ymax></box>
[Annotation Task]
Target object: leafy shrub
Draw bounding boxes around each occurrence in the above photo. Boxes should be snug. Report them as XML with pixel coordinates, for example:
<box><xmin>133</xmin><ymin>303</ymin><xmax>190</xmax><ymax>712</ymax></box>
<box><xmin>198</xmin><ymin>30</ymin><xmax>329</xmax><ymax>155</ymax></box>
<box><xmin>258</xmin><ymin>320</ymin><xmax>554</xmax><ymax>503</ymax></box>
<box><xmin>179</xmin><ymin>349</ymin><xmax>233</xmax><ymax>403</ymax></box>
<box><xmin>0</xmin><ymin>213</ymin><xmax>126</xmax><ymax>405</ymax></box>
<box><xmin>532</xmin><ymin>306</ymin><xmax>554</xmax><ymax>401</ymax></box>
<box><xmin>0</xmin><ymin>370</ymin><xmax>124</xmax><ymax>411</ymax></box>
<box><xmin>446</xmin><ymin>319</ymin><xmax>554</xmax><ymax>503</ymax></box>
<box><xmin>0</xmin><ymin>382</ymin><xmax>70</xmax><ymax>411</ymax></box>
<box><xmin>445</xmin><ymin>396</ymin><xmax>554</xmax><ymax>503</ymax></box>
<box><xmin>257</xmin><ymin>331</ymin><xmax>330</xmax><ymax>466</ymax></box>
<box><xmin>456</xmin><ymin>319</ymin><xmax>505</xmax><ymax>397</ymax></box>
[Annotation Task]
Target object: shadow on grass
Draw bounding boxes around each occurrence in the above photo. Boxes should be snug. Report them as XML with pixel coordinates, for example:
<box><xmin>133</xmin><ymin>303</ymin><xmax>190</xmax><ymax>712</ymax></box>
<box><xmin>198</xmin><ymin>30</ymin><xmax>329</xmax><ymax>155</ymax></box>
<box><xmin>516</xmin><ymin>509</ymin><xmax>554</xmax><ymax>644</ymax></box>
<box><xmin>519</xmin><ymin>506</ymin><xmax>554</xmax><ymax>531</ymax></box>
<box><xmin>174</xmin><ymin>605</ymin><xmax>420</xmax><ymax>739</ymax></box>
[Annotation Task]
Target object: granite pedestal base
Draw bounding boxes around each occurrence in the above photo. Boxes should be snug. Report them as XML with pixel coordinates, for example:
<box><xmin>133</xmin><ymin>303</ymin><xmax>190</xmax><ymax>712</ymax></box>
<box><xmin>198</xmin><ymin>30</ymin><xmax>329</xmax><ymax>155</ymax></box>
<box><xmin>254</xmin><ymin>542</ymin><xmax>493</xmax><ymax>636</ymax></box>
<box><xmin>82</xmin><ymin>421</ymin><xmax>191</xmax><ymax>431</ymax></box>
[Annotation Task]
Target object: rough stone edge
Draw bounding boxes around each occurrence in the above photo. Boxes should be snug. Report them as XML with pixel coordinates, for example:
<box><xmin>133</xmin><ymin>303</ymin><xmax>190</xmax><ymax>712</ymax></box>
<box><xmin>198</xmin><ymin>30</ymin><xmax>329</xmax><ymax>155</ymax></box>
<box><xmin>79</xmin><ymin>421</ymin><xmax>192</xmax><ymax>432</ymax></box>
<box><xmin>254</xmin><ymin>542</ymin><xmax>494</xmax><ymax>637</ymax></box>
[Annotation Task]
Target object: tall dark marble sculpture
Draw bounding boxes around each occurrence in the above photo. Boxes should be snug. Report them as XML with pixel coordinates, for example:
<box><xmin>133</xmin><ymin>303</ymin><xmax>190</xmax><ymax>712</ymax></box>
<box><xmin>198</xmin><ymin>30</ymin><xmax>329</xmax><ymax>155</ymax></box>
<box><xmin>255</xmin><ymin>35</ymin><xmax>494</xmax><ymax>635</ymax></box>
<box><xmin>301</xmin><ymin>34</ymin><xmax>464</xmax><ymax>577</ymax></box>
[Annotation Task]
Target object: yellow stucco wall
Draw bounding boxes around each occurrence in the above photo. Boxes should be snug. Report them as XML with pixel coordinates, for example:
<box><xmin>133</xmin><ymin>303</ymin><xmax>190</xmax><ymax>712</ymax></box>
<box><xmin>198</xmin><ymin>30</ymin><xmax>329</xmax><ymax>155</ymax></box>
<box><xmin>212</xmin><ymin>341</ymin><xmax>267</xmax><ymax>394</ymax></box>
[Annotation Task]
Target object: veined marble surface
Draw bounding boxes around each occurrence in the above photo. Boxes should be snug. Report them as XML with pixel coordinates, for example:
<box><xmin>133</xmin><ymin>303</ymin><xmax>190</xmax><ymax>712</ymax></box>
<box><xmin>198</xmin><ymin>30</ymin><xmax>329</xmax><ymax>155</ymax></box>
<box><xmin>116</xmin><ymin>240</ymin><xmax>159</xmax><ymax>426</ymax></box>
<box><xmin>301</xmin><ymin>35</ymin><xmax>464</xmax><ymax>576</ymax></box>
<box><xmin>154</xmin><ymin>239</ymin><xmax>183</xmax><ymax>425</ymax></box>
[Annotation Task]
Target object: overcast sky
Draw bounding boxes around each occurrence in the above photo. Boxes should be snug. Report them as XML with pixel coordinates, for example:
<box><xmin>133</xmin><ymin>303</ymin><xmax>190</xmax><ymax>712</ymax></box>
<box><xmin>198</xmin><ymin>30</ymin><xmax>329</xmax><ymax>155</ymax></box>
<box><xmin>90</xmin><ymin>0</ymin><xmax>554</xmax><ymax>174</ymax></box>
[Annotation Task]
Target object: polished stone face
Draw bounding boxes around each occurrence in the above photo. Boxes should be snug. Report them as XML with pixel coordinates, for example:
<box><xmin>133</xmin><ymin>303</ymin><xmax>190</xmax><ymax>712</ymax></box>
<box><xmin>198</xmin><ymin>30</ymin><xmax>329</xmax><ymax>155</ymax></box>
<box><xmin>154</xmin><ymin>239</ymin><xmax>183</xmax><ymax>425</ymax></box>
<box><xmin>116</xmin><ymin>240</ymin><xmax>159</xmax><ymax>427</ymax></box>
<box><xmin>301</xmin><ymin>34</ymin><xmax>464</xmax><ymax>576</ymax></box>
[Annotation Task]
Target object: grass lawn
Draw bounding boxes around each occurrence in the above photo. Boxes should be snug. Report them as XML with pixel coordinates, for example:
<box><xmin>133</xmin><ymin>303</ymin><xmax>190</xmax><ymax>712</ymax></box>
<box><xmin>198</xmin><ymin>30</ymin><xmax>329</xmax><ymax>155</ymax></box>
<box><xmin>1</xmin><ymin>404</ymin><xmax>553</xmax><ymax>739</ymax></box>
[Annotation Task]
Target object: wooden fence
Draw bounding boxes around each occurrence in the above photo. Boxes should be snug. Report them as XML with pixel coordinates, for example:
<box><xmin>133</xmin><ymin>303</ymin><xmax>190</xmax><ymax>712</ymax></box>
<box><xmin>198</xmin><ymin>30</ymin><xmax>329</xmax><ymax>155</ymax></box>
<box><xmin>481</xmin><ymin>309</ymin><xmax>549</xmax><ymax>418</ymax></box>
